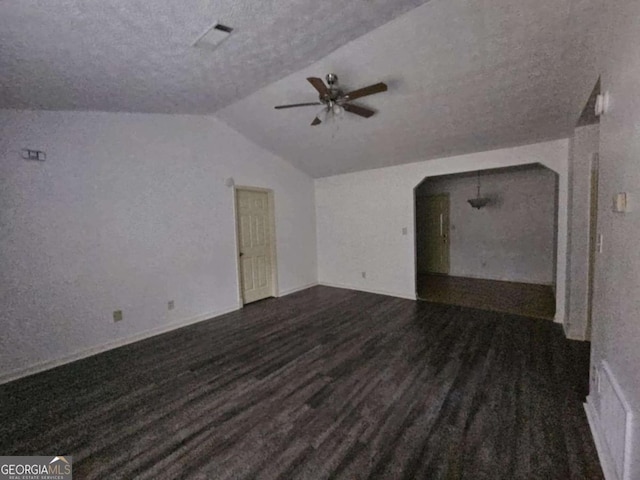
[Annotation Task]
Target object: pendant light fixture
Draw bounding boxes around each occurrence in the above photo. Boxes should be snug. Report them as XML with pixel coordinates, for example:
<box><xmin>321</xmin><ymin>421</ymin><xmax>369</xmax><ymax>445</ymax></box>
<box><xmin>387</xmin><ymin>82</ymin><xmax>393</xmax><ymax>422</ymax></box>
<box><xmin>467</xmin><ymin>172</ymin><xmax>490</xmax><ymax>209</ymax></box>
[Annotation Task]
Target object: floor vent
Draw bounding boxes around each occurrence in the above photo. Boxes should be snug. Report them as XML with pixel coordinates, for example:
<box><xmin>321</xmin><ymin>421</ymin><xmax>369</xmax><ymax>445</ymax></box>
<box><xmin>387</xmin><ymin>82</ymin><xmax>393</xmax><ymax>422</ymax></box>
<box><xmin>599</xmin><ymin>361</ymin><xmax>635</xmax><ymax>480</ymax></box>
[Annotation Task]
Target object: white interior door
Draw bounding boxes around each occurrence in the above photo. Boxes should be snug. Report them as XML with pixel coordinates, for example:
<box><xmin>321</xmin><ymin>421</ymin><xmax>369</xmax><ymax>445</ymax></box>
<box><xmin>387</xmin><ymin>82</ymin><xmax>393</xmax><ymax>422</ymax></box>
<box><xmin>236</xmin><ymin>188</ymin><xmax>275</xmax><ymax>304</ymax></box>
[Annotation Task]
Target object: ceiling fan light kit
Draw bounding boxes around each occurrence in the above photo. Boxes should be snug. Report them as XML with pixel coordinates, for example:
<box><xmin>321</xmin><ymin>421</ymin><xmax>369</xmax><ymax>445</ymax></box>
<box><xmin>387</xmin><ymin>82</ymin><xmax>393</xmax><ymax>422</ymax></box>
<box><xmin>274</xmin><ymin>73</ymin><xmax>387</xmax><ymax>126</ymax></box>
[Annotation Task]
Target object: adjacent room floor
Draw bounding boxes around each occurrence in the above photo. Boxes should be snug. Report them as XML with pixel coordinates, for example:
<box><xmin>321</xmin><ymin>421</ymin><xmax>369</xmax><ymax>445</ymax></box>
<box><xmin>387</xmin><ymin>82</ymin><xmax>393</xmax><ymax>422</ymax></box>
<box><xmin>417</xmin><ymin>273</ymin><xmax>557</xmax><ymax>320</ymax></box>
<box><xmin>0</xmin><ymin>286</ymin><xmax>600</xmax><ymax>479</ymax></box>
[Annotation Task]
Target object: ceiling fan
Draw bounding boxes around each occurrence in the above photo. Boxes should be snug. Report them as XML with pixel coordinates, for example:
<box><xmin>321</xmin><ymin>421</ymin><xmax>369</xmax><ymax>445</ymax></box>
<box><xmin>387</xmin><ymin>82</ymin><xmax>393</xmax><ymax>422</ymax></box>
<box><xmin>274</xmin><ymin>73</ymin><xmax>388</xmax><ymax>126</ymax></box>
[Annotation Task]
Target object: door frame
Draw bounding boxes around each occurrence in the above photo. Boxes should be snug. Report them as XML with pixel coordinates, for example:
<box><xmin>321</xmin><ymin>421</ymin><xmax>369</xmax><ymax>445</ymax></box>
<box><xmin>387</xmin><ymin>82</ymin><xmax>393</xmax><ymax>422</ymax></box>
<box><xmin>233</xmin><ymin>185</ymin><xmax>279</xmax><ymax>306</ymax></box>
<box><xmin>586</xmin><ymin>153</ymin><xmax>599</xmax><ymax>339</ymax></box>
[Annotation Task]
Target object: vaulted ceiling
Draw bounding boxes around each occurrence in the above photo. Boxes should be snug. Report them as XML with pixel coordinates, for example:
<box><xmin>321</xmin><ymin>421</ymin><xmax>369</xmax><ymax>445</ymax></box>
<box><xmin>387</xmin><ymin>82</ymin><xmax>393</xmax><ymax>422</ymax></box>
<box><xmin>1</xmin><ymin>0</ymin><xmax>601</xmax><ymax>177</ymax></box>
<box><xmin>218</xmin><ymin>0</ymin><xmax>602</xmax><ymax>177</ymax></box>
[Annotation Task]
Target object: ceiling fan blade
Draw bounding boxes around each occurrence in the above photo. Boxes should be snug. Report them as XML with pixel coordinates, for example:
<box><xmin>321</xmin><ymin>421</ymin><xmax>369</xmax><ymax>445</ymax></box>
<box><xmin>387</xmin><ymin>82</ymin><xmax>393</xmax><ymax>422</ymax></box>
<box><xmin>311</xmin><ymin>117</ymin><xmax>322</xmax><ymax>126</ymax></box>
<box><xmin>274</xmin><ymin>102</ymin><xmax>322</xmax><ymax>109</ymax></box>
<box><xmin>344</xmin><ymin>82</ymin><xmax>388</xmax><ymax>101</ymax></box>
<box><xmin>343</xmin><ymin>103</ymin><xmax>375</xmax><ymax>118</ymax></box>
<box><xmin>307</xmin><ymin>77</ymin><xmax>329</xmax><ymax>96</ymax></box>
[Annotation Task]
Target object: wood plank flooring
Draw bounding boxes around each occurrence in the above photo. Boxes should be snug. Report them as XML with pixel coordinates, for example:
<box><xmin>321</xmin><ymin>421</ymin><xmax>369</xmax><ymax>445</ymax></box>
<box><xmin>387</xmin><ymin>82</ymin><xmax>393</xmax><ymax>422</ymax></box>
<box><xmin>417</xmin><ymin>274</ymin><xmax>557</xmax><ymax>320</ymax></box>
<box><xmin>0</xmin><ymin>286</ymin><xmax>602</xmax><ymax>479</ymax></box>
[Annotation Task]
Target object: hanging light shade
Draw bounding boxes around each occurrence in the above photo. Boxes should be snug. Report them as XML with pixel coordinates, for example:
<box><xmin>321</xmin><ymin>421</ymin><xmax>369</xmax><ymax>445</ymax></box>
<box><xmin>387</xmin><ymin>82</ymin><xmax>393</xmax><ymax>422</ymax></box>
<box><xmin>468</xmin><ymin>172</ymin><xmax>490</xmax><ymax>209</ymax></box>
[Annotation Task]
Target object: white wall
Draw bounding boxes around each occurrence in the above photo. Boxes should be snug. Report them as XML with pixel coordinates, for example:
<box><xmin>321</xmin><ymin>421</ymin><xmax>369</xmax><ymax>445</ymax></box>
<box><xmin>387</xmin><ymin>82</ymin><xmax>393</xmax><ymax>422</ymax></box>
<box><xmin>0</xmin><ymin>109</ymin><xmax>317</xmax><ymax>383</ymax></box>
<box><xmin>416</xmin><ymin>167</ymin><xmax>557</xmax><ymax>284</ymax></box>
<box><xmin>566</xmin><ymin>124</ymin><xmax>599</xmax><ymax>341</ymax></box>
<box><xmin>586</xmin><ymin>0</ymin><xmax>640</xmax><ymax>476</ymax></box>
<box><xmin>315</xmin><ymin>139</ymin><xmax>569</xmax><ymax>321</ymax></box>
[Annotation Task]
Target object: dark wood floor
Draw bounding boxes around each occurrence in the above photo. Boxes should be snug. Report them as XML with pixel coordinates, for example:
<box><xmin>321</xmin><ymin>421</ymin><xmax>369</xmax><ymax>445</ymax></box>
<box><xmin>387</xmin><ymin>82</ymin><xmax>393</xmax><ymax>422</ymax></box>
<box><xmin>0</xmin><ymin>286</ymin><xmax>601</xmax><ymax>479</ymax></box>
<box><xmin>417</xmin><ymin>274</ymin><xmax>557</xmax><ymax>320</ymax></box>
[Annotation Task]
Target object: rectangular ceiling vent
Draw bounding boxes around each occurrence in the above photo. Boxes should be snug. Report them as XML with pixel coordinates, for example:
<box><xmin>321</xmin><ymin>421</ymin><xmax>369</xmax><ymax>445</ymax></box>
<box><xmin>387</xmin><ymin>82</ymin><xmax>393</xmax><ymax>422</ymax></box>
<box><xmin>194</xmin><ymin>23</ymin><xmax>234</xmax><ymax>51</ymax></box>
<box><xmin>213</xmin><ymin>24</ymin><xmax>233</xmax><ymax>33</ymax></box>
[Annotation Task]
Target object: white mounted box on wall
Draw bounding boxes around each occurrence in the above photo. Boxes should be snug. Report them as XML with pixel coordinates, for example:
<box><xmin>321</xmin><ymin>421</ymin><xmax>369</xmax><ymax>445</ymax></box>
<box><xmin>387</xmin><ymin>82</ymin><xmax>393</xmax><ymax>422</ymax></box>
<box><xmin>595</xmin><ymin>91</ymin><xmax>611</xmax><ymax>116</ymax></box>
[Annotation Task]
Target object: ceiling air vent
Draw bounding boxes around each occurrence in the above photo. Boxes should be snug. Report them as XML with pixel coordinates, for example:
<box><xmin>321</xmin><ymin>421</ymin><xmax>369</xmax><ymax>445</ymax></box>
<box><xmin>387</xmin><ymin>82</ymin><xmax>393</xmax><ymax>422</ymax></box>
<box><xmin>194</xmin><ymin>23</ymin><xmax>234</xmax><ymax>51</ymax></box>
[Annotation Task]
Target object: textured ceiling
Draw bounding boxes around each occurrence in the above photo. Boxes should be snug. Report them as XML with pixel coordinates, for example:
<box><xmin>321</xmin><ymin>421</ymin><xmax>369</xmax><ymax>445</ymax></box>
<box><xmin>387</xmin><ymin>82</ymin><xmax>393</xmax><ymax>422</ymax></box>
<box><xmin>218</xmin><ymin>0</ymin><xmax>603</xmax><ymax>177</ymax></box>
<box><xmin>1</xmin><ymin>0</ymin><xmax>602</xmax><ymax>178</ymax></box>
<box><xmin>0</xmin><ymin>0</ymin><xmax>429</xmax><ymax>114</ymax></box>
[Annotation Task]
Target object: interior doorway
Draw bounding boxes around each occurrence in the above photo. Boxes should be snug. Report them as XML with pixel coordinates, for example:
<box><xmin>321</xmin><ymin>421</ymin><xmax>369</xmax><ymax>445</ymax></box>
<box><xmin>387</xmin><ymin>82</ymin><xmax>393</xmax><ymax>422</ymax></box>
<box><xmin>235</xmin><ymin>187</ymin><xmax>278</xmax><ymax>304</ymax></box>
<box><xmin>414</xmin><ymin>164</ymin><xmax>558</xmax><ymax>320</ymax></box>
<box><xmin>566</xmin><ymin>77</ymin><xmax>600</xmax><ymax>340</ymax></box>
<box><xmin>586</xmin><ymin>154</ymin><xmax>599</xmax><ymax>338</ymax></box>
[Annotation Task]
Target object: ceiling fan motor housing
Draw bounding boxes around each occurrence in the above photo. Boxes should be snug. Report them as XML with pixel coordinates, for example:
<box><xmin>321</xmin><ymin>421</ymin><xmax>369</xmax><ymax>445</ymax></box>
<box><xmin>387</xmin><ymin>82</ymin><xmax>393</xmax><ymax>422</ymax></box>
<box><xmin>322</xmin><ymin>74</ymin><xmax>344</xmax><ymax>105</ymax></box>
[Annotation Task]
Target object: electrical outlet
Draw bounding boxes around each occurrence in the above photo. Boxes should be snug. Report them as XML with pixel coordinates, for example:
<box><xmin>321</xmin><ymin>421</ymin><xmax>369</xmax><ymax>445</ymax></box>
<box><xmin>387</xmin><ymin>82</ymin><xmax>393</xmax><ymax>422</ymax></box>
<box><xmin>362</xmin><ymin>271</ymin><xmax>366</xmax><ymax>279</ymax></box>
<box><xmin>168</xmin><ymin>300</ymin><xmax>175</xmax><ymax>311</ymax></box>
<box><xmin>402</xmin><ymin>227</ymin><xmax>408</xmax><ymax>235</ymax></box>
<box><xmin>113</xmin><ymin>310</ymin><xmax>123</xmax><ymax>322</ymax></box>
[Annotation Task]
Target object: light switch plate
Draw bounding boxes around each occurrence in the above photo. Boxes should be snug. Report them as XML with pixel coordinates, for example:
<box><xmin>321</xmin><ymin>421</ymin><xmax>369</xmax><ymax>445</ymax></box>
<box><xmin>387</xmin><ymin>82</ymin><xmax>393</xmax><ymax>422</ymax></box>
<box><xmin>613</xmin><ymin>192</ymin><xmax>630</xmax><ymax>213</ymax></box>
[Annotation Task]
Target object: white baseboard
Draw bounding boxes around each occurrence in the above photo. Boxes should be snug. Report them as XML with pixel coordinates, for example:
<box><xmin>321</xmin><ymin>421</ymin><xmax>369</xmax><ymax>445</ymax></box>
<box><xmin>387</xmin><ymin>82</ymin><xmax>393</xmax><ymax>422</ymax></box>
<box><xmin>318</xmin><ymin>281</ymin><xmax>417</xmax><ymax>301</ymax></box>
<box><xmin>278</xmin><ymin>282</ymin><xmax>318</xmax><ymax>297</ymax></box>
<box><xmin>564</xmin><ymin>325</ymin><xmax>587</xmax><ymax>342</ymax></box>
<box><xmin>0</xmin><ymin>304</ymin><xmax>240</xmax><ymax>385</ymax></box>
<box><xmin>585</xmin><ymin>396</ymin><xmax>619</xmax><ymax>480</ymax></box>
